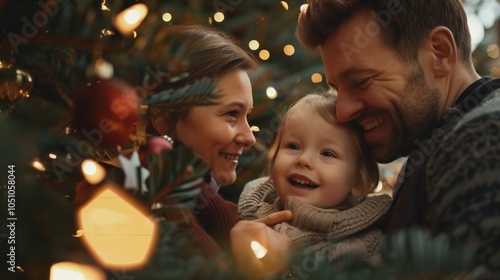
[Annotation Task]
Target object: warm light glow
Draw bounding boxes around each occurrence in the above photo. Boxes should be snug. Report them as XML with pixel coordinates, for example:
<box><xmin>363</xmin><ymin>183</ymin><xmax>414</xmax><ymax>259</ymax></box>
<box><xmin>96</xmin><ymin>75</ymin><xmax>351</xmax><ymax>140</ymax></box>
<box><xmin>162</xmin><ymin>13</ymin><xmax>172</xmax><ymax>22</ymax></box>
<box><xmin>300</xmin><ymin>4</ymin><xmax>308</xmax><ymax>12</ymax></box>
<box><xmin>281</xmin><ymin>1</ymin><xmax>289</xmax><ymax>10</ymax></box>
<box><xmin>266</xmin><ymin>86</ymin><xmax>278</xmax><ymax>99</ymax></box>
<box><xmin>94</xmin><ymin>59</ymin><xmax>113</xmax><ymax>80</ymax></box>
<box><xmin>487</xmin><ymin>44</ymin><xmax>499</xmax><ymax>58</ymax></box>
<box><xmin>32</xmin><ymin>160</ymin><xmax>46</xmax><ymax>172</ymax></box>
<box><xmin>249</xmin><ymin>40</ymin><xmax>260</xmax><ymax>50</ymax></box>
<box><xmin>251</xmin><ymin>126</ymin><xmax>260</xmax><ymax>132</ymax></box>
<box><xmin>49</xmin><ymin>153</ymin><xmax>57</xmax><ymax>159</ymax></box>
<box><xmin>113</xmin><ymin>3</ymin><xmax>148</xmax><ymax>35</ymax></box>
<box><xmin>77</xmin><ymin>185</ymin><xmax>158</xmax><ymax>269</ymax></box>
<box><xmin>491</xmin><ymin>67</ymin><xmax>500</xmax><ymax>78</ymax></box>
<box><xmin>283</xmin><ymin>44</ymin><xmax>295</xmax><ymax>56</ymax></box>
<box><xmin>81</xmin><ymin>159</ymin><xmax>106</xmax><ymax>185</ymax></box>
<box><xmin>251</xmin><ymin>241</ymin><xmax>268</xmax><ymax>259</ymax></box>
<box><xmin>73</xmin><ymin>229</ymin><xmax>84</xmax><ymax>237</ymax></box>
<box><xmin>214</xmin><ymin>12</ymin><xmax>225</xmax><ymax>22</ymax></box>
<box><xmin>311</xmin><ymin>73</ymin><xmax>323</xmax><ymax>83</ymax></box>
<box><xmin>259</xmin><ymin>49</ymin><xmax>270</xmax><ymax>60</ymax></box>
<box><xmin>50</xmin><ymin>262</ymin><xmax>105</xmax><ymax>280</ymax></box>
<box><xmin>374</xmin><ymin>181</ymin><xmax>383</xmax><ymax>193</ymax></box>
<box><xmin>101</xmin><ymin>1</ymin><xmax>110</xmax><ymax>11</ymax></box>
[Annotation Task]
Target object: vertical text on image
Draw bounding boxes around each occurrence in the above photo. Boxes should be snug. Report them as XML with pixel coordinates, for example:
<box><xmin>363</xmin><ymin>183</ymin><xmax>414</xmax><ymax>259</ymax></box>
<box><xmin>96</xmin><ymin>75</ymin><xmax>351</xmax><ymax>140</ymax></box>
<box><xmin>6</xmin><ymin>165</ymin><xmax>17</xmax><ymax>273</ymax></box>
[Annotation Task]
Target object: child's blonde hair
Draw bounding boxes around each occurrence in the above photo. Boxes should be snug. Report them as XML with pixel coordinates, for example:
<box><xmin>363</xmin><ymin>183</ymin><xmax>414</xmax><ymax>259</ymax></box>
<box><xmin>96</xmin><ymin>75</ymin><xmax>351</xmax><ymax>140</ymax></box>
<box><xmin>268</xmin><ymin>92</ymin><xmax>379</xmax><ymax>197</ymax></box>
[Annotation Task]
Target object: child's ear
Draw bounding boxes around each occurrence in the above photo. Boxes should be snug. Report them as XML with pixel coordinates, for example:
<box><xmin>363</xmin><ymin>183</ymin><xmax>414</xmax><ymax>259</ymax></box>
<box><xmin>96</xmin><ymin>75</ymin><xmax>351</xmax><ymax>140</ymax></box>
<box><xmin>351</xmin><ymin>187</ymin><xmax>363</xmax><ymax>197</ymax></box>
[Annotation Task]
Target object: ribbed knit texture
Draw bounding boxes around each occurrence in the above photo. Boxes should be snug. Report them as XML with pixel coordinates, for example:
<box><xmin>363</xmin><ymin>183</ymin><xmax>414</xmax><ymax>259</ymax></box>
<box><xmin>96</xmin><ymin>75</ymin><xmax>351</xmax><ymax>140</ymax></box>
<box><xmin>194</xmin><ymin>181</ymin><xmax>243</xmax><ymax>253</ymax></box>
<box><xmin>239</xmin><ymin>177</ymin><xmax>392</xmax><ymax>261</ymax></box>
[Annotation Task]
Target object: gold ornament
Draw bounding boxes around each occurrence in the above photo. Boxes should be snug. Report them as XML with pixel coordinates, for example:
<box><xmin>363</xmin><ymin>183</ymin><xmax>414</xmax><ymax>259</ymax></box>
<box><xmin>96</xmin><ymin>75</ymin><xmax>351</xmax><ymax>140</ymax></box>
<box><xmin>0</xmin><ymin>60</ymin><xmax>33</xmax><ymax>110</ymax></box>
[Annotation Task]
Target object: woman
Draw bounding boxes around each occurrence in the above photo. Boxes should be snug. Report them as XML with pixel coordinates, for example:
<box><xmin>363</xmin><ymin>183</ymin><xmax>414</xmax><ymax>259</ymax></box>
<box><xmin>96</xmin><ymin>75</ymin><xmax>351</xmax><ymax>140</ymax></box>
<box><xmin>146</xmin><ymin>24</ymin><xmax>259</xmax><ymax>255</ymax></box>
<box><xmin>75</xmin><ymin>25</ymin><xmax>291</xmax><ymax>259</ymax></box>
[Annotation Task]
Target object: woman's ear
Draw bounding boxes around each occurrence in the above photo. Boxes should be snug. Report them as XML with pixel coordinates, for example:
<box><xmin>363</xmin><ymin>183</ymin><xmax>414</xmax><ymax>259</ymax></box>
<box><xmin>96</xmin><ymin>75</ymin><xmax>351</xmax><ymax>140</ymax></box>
<box><xmin>425</xmin><ymin>26</ymin><xmax>457</xmax><ymax>78</ymax></box>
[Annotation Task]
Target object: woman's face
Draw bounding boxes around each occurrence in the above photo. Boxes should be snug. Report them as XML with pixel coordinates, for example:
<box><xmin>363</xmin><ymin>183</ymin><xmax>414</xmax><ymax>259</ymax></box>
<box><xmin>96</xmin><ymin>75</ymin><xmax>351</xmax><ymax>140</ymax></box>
<box><xmin>176</xmin><ymin>69</ymin><xmax>256</xmax><ymax>185</ymax></box>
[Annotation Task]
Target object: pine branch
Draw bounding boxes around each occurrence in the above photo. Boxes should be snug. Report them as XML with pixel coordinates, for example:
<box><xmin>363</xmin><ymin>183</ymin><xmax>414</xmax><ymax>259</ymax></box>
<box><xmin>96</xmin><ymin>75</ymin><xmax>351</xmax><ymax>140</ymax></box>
<box><xmin>144</xmin><ymin>77</ymin><xmax>219</xmax><ymax>111</ymax></box>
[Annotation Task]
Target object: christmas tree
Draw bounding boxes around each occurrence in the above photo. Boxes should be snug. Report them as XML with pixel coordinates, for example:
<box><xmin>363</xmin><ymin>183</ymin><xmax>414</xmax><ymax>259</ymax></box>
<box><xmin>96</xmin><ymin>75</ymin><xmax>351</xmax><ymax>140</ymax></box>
<box><xmin>0</xmin><ymin>0</ymin><xmax>498</xmax><ymax>279</ymax></box>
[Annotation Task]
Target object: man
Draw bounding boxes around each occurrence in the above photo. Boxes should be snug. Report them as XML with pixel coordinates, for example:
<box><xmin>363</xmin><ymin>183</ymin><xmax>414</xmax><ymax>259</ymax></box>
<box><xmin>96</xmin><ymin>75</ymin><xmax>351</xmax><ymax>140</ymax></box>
<box><xmin>296</xmin><ymin>0</ymin><xmax>500</xmax><ymax>278</ymax></box>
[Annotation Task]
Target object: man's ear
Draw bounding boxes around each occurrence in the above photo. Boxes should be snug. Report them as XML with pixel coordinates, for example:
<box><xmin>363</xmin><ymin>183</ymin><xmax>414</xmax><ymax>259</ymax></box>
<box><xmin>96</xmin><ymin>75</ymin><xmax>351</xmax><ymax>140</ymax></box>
<box><xmin>425</xmin><ymin>26</ymin><xmax>457</xmax><ymax>78</ymax></box>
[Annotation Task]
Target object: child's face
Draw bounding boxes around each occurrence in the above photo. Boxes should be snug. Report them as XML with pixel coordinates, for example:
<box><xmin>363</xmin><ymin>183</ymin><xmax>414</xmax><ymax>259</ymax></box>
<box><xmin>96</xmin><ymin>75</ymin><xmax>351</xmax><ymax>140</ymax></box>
<box><xmin>272</xmin><ymin>109</ymin><xmax>360</xmax><ymax>209</ymax></box>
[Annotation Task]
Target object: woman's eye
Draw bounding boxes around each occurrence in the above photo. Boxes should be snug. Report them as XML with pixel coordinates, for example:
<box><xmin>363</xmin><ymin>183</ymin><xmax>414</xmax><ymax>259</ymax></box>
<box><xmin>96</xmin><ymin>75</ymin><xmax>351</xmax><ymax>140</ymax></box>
<box><xmin>321</xmin><ymin>150</ymin><xmax>337</xmax><ymax>158</ymax></box>
<box><xmin>226</xmin><ymin>110</ymin><xmax>238</xmax><ymax>118</ymax></box>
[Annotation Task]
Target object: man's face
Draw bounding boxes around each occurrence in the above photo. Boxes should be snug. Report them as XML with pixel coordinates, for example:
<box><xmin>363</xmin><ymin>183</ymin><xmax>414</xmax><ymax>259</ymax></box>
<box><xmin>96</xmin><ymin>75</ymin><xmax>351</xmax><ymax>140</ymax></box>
<box><xmin>320</xmin><ymin>8</ymin><xmax>440</xmax><ymax>163</ymax></box>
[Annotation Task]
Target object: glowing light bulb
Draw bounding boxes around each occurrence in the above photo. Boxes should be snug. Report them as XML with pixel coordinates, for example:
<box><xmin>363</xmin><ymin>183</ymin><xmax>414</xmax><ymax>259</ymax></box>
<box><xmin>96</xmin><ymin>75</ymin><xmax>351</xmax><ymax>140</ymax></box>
<box><xmin>113</xmin><ymin>3</ymin><xmax>148</xmax><ymax>35</ymax></box>
<box><xmin>266</xmin><ymin>86</ymin><xmax>278</xmax><ymax>99</ymax></box>
<box><xmin>251</xmin><ymin>241</ymin><xmax>268</xmax><ymax>259</ymax></box>
<box><xmin>162</xmin><ymin>13</ymin><xmax>172</xmax><ymax>22</ymax></box>
<box><xmin>50</xmin><ymin>262</ymin><xmax>105</xmax><ymax>280</ymax></box>
<box><xmin>214</xmin><ymin>12</ymin><xmax>225</xmax><ymax>22</ymax></box>
<box><xmin>249</xmin><ymin>40</ymin><xmax>260</xmax><ymax>50</ymax></box>
<box><xmin>283</xmin><ymin>44</ymin><xmax>295</xmax><ymax>56</ymax></box>
<box><xmin>32</xmin><ymin>160</ymin><xmax>46</xmax><ymax>172</ymax></box>
<box><xmin>311</xmin><ymin>73</ymin><xmax>323</xmax><ymax>83</ymax></box>
<box><xmin>259</xmin><ymin>49</ymin><xmax>270</xmax><ymax>60</ymax></box>
<box><xmin>81</xmin><ymin>159</ymin><xmax>106</xmax><ymax>185</ymax></box>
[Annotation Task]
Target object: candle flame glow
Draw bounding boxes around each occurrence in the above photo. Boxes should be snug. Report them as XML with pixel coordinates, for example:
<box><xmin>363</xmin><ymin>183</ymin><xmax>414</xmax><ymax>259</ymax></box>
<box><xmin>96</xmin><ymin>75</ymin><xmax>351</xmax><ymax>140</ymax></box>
<box><xmin>250</xmin><ymin>241</ymin><xmax>268</xmax><ymax>259</ymax></box>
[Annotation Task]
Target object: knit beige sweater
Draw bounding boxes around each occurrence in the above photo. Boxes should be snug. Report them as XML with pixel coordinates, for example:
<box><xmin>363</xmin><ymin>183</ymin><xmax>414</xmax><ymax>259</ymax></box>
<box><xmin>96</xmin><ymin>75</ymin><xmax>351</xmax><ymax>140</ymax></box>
<box><xmin>238</xmin><ymin>177</ymin><xmax>392</xmax><ymax>262</ymax></box>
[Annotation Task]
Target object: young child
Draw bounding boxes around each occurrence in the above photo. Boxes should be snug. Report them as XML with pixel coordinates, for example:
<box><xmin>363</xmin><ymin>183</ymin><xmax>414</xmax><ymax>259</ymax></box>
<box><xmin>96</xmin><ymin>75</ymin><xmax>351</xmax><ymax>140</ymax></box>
<box><xmin>238</xmin><ymin>92</ymin><xmax>392</xmax><ymax>263</ymax></box>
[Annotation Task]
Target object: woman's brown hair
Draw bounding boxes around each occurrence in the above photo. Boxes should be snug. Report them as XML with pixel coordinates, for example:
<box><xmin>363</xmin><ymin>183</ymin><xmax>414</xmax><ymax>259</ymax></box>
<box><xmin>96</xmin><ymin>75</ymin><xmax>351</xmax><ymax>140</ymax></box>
<box><xmin>147</xmin><ymin>25</ymin><xmax>258</xmax><ymax>138</ymax></box>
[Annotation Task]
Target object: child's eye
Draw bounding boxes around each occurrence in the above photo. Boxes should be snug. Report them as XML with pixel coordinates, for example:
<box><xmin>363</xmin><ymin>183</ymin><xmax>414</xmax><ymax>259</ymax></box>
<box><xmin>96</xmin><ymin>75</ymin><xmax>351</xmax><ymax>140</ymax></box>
<box><xmin>285</xmin><ymin>143</ymin><xmax>300</xmax><ymax>150</ymax></box>
<box><xmin>321</xmin><ymin>150</ymin><xmax>337</xmax><ymax>158</ymax></box>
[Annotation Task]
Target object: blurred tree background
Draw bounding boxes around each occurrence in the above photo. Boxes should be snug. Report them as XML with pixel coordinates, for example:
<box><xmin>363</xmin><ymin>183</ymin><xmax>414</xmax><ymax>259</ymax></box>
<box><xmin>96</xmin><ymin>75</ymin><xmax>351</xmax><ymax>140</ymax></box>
<box><xmin>0</xmin><ymin>0</ymin><xmax>498</xmax><ymax>279</ymax></box>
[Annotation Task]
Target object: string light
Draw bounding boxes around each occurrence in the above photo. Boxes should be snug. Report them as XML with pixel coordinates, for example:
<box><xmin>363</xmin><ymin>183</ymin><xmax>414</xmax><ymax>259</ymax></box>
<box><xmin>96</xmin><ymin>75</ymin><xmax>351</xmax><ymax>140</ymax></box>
<box><xmin>266</xmin><ymin>86</ymin><xmax>278</xmax><ymax>99</ymax></box>
<box><xmin>300</xmin><ymin>4</ymin><xmax>308</xmax><ymax>12</ymax></box>
<box><xmin>281</xmin><ymin>1</ymin><xmax>289</xmax><ymax>11</ymax></box>
<box><xmin>248</xmin><ymin>40</ymin><xmax>260</xmax><ymax>50</ymax></box>
<box><xmin>214</xmin><ymin>12</ymin><xmax>225</xmax><ymax>22</ymax></box>
<box><xmin>77</xmin><ymin>185</ymin><xmax>158</xmax><ymax>269</ymax></box>
<box><xmin>251</xmin><ymin>126</ymin><xmax>260</xmax><ymax>132</ymax></box>
<box><xmin>32</xmin><ymin>160</ymin><xmax>46</xmax><ymax>172</ymax></box>
<box><xmin>94</xmin><ymin>59</ymin><xmax>113</xmax><ymax>80</ymax></box>
<box><xmin>259</xmin><ymin>49</ymin><xmax>270</xmax><ymax>60</ymax></box>
<box><xmin>283</xmin><ymin>44</ymin><xmax>295</xmax><ymax>56</ymax></box>
<box><xmin>50</xmin><ymin>262</ymin><xmax>105</xmax><ymax>280</ymax></box>
<box><xmin>113</xmin><ymin>3</ymin><xmax>148</xmax><ymax>35</ymax></box>
<box><xmin>81</xmin><ymin>159</ymin><xmax>106</xmax><ymax>185</ymax></box>
<box><xmin>162</xmin><ymin>12</ymin><xmax>172</xmax><ymax>22</ymax></box>
<box><xmin>311</xmin><ymin>73</ymin><xmax>323</xmax><ymax>83</ymax></box>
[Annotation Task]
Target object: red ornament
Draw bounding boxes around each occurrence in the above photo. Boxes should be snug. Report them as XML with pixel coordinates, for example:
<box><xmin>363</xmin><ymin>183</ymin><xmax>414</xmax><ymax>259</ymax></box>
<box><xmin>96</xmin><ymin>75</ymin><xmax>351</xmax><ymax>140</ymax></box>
<box><xmin>139</xmin><ymin>136</ymin><xmax>173</xmax><ymax>162</ymax></box>
<box><xmin>73</xmin><ymin>79</ymin><xmax>141</xmax><ymax>147</ymax></box>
